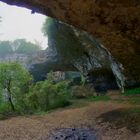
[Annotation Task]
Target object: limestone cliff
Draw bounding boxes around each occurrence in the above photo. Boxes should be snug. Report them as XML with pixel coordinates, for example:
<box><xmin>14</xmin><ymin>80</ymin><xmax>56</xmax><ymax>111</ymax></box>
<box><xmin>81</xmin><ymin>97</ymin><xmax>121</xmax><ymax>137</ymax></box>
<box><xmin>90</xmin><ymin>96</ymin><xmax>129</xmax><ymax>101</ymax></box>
<box><xmin>31</xmin><ymin>19</ymin><xmax>123</xmax><ymax>91</ymax></box>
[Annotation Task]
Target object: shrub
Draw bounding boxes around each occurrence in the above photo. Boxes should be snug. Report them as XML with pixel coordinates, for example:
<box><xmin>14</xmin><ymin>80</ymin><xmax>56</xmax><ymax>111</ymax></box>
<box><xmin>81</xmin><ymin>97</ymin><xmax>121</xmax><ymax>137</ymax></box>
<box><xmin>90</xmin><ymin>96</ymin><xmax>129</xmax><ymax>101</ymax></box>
<box><xmin>0</xmin><ymin>103</ymin><xmax>13</xmax><ymax>119</ymax></box>
<box><xmin>26</xmin><ymin>80</ymin><xmax>71</xmax><ymax>112</ymax></box>
<box><xmin>0</xmin><ymin>62</ymin><xmax>32</xmax><ymax>112</ymax></box>
<box><xmin>72</xmin><ymin>85</ymin><xmax>96</xmax><ymax>98</ymax></box>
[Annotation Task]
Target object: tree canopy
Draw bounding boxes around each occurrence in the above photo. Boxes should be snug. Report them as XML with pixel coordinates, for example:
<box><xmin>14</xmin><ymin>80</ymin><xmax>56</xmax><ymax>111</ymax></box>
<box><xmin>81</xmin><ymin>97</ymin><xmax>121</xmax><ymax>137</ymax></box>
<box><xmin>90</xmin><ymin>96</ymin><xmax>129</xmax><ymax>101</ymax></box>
<box><xmin>13</xmin><ymin>39</ymin><xmax>41</xmax><ymax>55</ymax></box>
<box><xmin>0</xmin><ymin>39</ymin><xmax>41</xmax><ymax>57</ymax></box>
<box><xmin>42</xmin><ymin>17</ymin><xmax>56</xmax><ymax>37</ymax></box>
<box><xmin>0</xmin><ymin>62</ymin><xmax>32</xmax><ymax>111</ymax></box>
<box><xmin>0</xmin><ymin>41</ymin><xmax>13</xmax><ymax>56</ymax></box>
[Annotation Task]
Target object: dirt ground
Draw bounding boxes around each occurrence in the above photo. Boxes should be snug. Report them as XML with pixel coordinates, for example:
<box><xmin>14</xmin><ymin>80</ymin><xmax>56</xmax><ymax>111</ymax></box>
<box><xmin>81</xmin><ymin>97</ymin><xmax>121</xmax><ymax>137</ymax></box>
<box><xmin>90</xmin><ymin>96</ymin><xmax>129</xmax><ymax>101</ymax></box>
<box><xmin>0</xmin><ymin>92</ymin><xmax>140</xmax><ymax>140</ymax></box>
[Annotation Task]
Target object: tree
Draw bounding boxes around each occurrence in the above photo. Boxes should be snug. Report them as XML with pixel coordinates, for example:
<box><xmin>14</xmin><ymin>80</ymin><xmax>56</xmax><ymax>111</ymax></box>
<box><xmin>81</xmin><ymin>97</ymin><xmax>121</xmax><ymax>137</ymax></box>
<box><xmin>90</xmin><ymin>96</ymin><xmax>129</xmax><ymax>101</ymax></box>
<box><xmin>13</xmin><ymin>39</ymin><xmax>41</xmax><ymax>54</ymax></box>
<box><xmin>0</xmin><ymin>62</ymin><xmax>32</xmax><ymax>111</ymax></box>
<box><xmin>42</xmin><ymin>17</ymin><xmax>56</xmax><ymax>37</ymax></box>
<box><xmin>0</xmin><ymin>41</ymin><xmax>13</xmax><ymax>56</ymax></box>
<box><xmin>27</xmin><ymin>80</ymin><xmax>71</xmax><ymax>111</ymax></box>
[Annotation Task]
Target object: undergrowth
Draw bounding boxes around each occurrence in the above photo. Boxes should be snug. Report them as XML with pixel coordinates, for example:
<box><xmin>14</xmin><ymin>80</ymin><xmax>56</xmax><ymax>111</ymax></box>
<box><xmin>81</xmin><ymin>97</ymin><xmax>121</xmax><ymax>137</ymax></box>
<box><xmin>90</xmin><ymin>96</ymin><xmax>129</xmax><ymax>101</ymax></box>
<box><xmin>124</xmin><ymin>87</ymin><xmax>140</xmax><ymax>95</ymax></box>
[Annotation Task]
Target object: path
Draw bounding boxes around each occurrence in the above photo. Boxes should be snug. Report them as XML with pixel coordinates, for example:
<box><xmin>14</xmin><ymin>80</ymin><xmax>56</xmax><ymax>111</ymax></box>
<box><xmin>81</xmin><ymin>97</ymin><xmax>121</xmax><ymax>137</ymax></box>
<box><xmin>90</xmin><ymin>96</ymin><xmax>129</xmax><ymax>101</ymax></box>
<box><xmin>0</xmin><ymin>100</ymin><xmax>139</xmax><ymax>140</ymax></box>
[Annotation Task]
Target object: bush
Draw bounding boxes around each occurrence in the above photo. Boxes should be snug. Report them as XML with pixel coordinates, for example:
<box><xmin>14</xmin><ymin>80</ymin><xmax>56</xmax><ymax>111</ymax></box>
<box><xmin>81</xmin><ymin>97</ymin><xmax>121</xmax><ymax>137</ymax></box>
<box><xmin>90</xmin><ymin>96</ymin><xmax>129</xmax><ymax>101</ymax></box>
<box><xmin>26</xmin><ymin>80</ymin><xmax>71</xmax><ymax>112</ymax></box>
<box><xmin>0</xmin><ymin>103</ymin><xmax>13</xmax><ymax>119</ymax></box>
<box><xmin>72</xmin><ymin>85</ymin><xmax>96</xmax><ymax>98</ymax></box>
<box><xmin>0</xmin><ymin>68</ymin><xmax>71</xmax><ymax>116</ymax></box>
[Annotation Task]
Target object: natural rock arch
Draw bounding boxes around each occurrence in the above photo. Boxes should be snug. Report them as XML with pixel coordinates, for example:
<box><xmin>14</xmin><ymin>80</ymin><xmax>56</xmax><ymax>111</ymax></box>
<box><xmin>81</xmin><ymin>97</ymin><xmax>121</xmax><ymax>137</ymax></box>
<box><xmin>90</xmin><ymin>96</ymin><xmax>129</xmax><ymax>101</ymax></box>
<box><xmin>1</xmin><ymin>0</ymin><xmax>140</xmax><ymax>87</ymax></box>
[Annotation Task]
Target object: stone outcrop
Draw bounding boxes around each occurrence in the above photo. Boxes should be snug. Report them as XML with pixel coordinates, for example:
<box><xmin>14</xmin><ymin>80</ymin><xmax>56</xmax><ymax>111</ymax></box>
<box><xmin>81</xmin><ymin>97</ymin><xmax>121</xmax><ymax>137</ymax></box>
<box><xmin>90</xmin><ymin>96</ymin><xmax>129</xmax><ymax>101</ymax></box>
<box><xmin>1</xmin><ymin>0</ymin><xmax>140</xmax><ymax>87</ymax></box>
<box><xmin>30</xmin><ymin>19</ymin><xmax>122</xmax><ymax>91</ymax></box>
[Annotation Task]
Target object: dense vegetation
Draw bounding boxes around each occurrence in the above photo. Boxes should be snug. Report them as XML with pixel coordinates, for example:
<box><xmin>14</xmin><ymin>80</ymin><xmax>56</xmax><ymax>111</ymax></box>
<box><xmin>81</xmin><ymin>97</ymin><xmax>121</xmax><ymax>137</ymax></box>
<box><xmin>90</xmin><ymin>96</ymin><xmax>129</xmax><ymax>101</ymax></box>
<box><xmin>0</xmin><ymin>39</ymin><xmax>41</xmax><ymax>56</ymax></box>
<box><xmin>0</xmin><ymin>62</ymin><xmax>72</xmax><ymax>118</ymax></box>
<box><xmin>13</xmin><ymin>39</ymin><xmax>41</xmax><ymax>54</ymax></box>
<box><xmin>27</xmin><ymin>80</ymin><xmax>71</xmax><ymax>112</ymax></box>
<box><xmin>0</xmin><ymin>41</ymin><xmax>13</xmax><ymax>56</ymax></box>
<box><xmin>0</xmin><ymin>17</ymin><xmax>139</xmax><ymax>121</ymax></box>
<box><xmin>0</xmin><ymin>62</ymin><xmax>32</xmax><ymax>111</ymax></box>
<box><xmin>0</xmin><ymin>18</ymin><xmax>85</xmax><ymax>117</ymax></box>
<box><xmin>124</xmin><ymin>87</ymin><xmax>140</xmax><ymax>95</ymax></box>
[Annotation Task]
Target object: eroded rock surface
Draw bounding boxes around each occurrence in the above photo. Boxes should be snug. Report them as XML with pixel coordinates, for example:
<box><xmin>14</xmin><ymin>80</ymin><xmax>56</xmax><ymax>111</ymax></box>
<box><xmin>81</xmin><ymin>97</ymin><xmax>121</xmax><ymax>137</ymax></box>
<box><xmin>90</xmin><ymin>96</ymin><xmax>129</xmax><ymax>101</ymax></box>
<box><xmin>30</xmin><ymin>19</ymin><xmax>124</xmax><ymax>91</ymax></box>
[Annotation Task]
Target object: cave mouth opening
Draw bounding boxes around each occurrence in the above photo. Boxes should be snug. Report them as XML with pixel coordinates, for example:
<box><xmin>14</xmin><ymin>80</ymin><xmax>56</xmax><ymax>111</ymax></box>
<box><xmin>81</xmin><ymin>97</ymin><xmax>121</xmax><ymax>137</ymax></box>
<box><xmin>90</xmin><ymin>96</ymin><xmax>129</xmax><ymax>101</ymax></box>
<box><xmin>2</xmin><ymin>0</ymin><xmax>123</xmax><ymax>92</ymax></box>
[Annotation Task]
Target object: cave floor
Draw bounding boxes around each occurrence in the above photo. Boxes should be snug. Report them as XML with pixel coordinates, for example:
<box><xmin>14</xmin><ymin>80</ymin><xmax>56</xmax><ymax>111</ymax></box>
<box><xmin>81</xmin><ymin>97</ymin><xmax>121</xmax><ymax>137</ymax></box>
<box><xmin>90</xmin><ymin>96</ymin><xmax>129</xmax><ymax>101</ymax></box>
<box><xmin>0</xmin><ymin>91</ymin><xmax>140</xmax><ymax>140</ymax></box>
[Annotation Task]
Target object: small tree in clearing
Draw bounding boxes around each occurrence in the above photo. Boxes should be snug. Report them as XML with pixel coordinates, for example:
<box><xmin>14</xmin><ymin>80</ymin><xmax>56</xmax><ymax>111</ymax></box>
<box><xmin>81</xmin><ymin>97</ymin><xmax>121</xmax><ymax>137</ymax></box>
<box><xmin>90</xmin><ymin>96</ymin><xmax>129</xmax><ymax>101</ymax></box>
<box><xmin>0</xmin><ymin>62</ymin><xmax>32</xmax><ymax>111</ymax></box>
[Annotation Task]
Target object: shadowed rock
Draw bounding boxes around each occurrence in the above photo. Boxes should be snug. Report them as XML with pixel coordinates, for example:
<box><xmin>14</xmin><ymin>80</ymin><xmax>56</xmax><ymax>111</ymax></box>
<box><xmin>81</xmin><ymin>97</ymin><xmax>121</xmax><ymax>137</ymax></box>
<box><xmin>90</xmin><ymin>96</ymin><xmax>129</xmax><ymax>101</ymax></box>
<box><xmin>30</xmin><ymin>19</ymin><xmax>124</xmax><ymax>91</ymax></box>
<box><xmin>48</xmin><ymin>128</ymin><xmax>100</xmax><ymax>140</ymax></box>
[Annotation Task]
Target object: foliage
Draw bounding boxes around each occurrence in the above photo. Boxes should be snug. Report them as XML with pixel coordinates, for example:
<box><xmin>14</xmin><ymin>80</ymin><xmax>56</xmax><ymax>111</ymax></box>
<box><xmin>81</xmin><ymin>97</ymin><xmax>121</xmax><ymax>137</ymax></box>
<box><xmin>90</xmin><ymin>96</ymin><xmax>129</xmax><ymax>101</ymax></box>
<box><xmin>0</xmin><ymin>39</ymin><xmax>41</xmax><ymax>57</ymax></box>
<box><xmin>42</xmin><ymin>17</ymin><xmax>55</xmax><ymax>37</ymax></box>
<box><xmin>0</xmin><ymin>62</ymin><xmax>32</xmax><ymax>111</ymax></box>
<box><xmin>0</xmin><ymin>65</ymin><xmax>72</xmax><ymax>116</ymax></box>
<box><xmin>0</xmin><ymin>103</ymin><xmax>12</xmax><ymax>119</ymax></box>
<box><xmin>123</xmin><ymin>87</ymin><xmax>140</xmax><ymax>105</ymax></box>
<box><xmin>47</xmin><ymin>70</ymin><xmax>55</xmax><ymax>82</ymax></box>
<box><xmin>26</xmin><ymin>80</ymin><xmax>71</xmax><ymax>112</ymax></box>
<box><xmin>13</xmin><ymin>39</ymin><xmax>41</xmax><ymax>55</ymax></box>
<box><xmin>124</xmin><ymin>87</ymin><xmax>140</xmax><ymax>95</ymax></box>
<box><xmin>0</xmin><ymin>41</ymin><xmax>13</xmax><ymax>56</ymax></box>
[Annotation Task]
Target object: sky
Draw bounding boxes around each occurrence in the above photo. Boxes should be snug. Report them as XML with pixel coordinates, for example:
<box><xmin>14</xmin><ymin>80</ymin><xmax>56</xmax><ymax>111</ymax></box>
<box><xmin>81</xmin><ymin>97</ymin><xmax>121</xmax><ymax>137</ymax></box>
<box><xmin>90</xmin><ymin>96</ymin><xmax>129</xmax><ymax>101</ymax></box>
<box><xmin>0</xmin><ymin>1</ymin><xmax>48</xmax><ymax>49</ymax></box>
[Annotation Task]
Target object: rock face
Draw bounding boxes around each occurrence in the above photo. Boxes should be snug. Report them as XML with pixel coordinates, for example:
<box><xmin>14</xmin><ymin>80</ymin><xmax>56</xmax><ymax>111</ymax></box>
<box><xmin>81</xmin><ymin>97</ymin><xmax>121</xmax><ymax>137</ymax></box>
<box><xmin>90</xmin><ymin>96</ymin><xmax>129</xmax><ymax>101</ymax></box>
<box><xmin>30</xmin><ymin>19</ymin><xmax>122</xmax><ymax>91</ymax></box>
<box><xmin>1</xmin><ymin>0</ymin><xmax>140</xmax><ymax>85</ymax></box>
<box><xmin>71</xmin><ymin>25</ymin><xmax>125</xmax><ymax>91</ymax></box>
